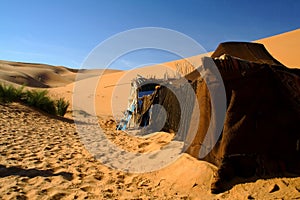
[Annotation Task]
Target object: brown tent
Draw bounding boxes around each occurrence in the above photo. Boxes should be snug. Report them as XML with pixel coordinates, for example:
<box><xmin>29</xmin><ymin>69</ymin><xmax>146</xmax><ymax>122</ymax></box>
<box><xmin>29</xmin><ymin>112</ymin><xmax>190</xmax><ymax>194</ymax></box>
<box><xmin>211</xmin><ymin>41</ymin><xmax>283</xmax><ymax>65</ymax></box>
<box><xmin>135</xmin><ymin>42</ymin><xmax>300</xmax><ymax>193</ymax></box>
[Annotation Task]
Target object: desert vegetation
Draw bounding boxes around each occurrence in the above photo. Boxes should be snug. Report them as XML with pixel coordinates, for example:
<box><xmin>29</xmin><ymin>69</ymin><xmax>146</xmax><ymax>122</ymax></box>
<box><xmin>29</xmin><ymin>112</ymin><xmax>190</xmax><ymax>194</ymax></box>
<box><xmin>0</xmin><ymin>83</ymin><xmax>69</xmax><ymax>117</ymax></box>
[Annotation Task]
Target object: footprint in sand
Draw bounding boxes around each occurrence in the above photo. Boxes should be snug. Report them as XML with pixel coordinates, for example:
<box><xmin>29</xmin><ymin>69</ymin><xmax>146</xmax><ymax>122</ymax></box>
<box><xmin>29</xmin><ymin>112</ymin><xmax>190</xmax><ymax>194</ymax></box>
<box><xmin>80</xmin><ymin>185</ymin><xmax>95</xmax><ymax>193</ymax></box>
<box><xmin>138</xmin><ymin>142</ymin><xmax>150</xmax><ymax>148</ymax></box>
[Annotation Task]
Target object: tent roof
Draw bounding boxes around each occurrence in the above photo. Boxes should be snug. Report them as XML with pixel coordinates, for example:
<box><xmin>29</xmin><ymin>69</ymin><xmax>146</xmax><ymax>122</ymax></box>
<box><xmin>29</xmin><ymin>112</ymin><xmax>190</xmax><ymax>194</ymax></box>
<box><xmin>211</xmin><ymin>42</ymin><xmax>283</xmax><ymax>66</ymax></box>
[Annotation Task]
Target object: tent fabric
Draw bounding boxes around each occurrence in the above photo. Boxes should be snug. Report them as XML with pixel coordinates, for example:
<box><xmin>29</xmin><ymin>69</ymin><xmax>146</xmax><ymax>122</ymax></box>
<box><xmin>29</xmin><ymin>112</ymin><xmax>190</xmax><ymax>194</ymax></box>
<box><xmin>136</xmin><ymin>81</ymin><xmax>197</xmax><ymax>140</ymax></box>
<box><xmin>190</xmin><ymin>55</ymin><xmax>300</xmax><ymax>193</ymax></box>
<box><xmin>134</xmin><ymin>42</ymin><xmax>300</xmax><ymax>193</ymax></box>
<box><xmin>153</xmin><ymin>81</ymin><xmax>198</xmax><ymax>140</ymax></box>
<box><xmin>211</xmin><ymin>42</ymin><xmax>283</xmax><ymax>66</ymax></box>
<box><xmin>135</xmin><ymin>90</ymin><xmax>157</xmax><ymax>127</ymax></box>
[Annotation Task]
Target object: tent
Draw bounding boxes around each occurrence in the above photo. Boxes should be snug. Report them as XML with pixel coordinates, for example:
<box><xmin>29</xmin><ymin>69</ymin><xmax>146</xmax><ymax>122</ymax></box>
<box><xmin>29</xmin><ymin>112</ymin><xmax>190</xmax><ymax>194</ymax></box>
<box><xmin>125</xmin><ymin>42</ymin><xmax>300</xmax><ymax>193</ymax></box>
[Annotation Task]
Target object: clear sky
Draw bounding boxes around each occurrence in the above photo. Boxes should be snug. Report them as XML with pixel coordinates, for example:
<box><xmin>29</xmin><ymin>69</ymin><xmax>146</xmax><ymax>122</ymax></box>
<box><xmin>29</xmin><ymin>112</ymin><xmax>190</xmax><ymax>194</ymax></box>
<box><xmin>1</xmin><ymin>0</ymin><xmax>299</xmax><ymax>70</ymax></box>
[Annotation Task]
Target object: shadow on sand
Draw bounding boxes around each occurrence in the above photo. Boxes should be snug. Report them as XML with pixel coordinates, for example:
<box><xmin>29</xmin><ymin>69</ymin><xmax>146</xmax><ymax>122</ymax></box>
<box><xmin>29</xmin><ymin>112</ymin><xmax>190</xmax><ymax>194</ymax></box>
<box><xmin>0</xmin><ymin>165</ymin><xmax>73</xmax><ymax>181</ymax></box>
<box><xmin>216</xmin><ymin>172</ymin><xmax>300</xmax><ymax>194</ymax></box>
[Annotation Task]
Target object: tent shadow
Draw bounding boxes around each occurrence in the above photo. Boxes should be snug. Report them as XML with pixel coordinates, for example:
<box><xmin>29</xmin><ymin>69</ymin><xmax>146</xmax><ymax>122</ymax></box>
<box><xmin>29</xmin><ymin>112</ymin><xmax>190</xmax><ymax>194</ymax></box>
<box><xmin>220</xmin><ymin>172</ymin><xmax>300</xmax><ymax>192</ymax></box>
<box><xmin>0</xmin><ymin>165</ymin><xmax>73</xmax><ymax>181</ymax></box>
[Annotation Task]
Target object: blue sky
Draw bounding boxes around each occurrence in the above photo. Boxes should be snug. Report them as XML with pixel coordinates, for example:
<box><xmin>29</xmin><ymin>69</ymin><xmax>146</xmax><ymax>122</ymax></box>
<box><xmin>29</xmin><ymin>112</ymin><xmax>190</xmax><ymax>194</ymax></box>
<box><xmin>0</xmin><ymin>0</ymin><xmax>299</xmax><ymax>70</ymax></box>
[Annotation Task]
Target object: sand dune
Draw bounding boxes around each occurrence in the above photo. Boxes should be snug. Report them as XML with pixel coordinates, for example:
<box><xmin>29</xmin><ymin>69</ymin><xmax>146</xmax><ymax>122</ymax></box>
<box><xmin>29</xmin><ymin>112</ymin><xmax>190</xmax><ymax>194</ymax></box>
<box><xmin>1</xmin><ymin>29</ymin><xmax>300</xmax><ymax>199</ymax></box>
<box><xmin>256</xmin><ymin>28</ymin><xmax>300</xmax><ymax>69</ymax></box>
<box><xmin>0</xmin><ymin>60</ymin><xmax>120</xmax><ymax>88</ymax></box>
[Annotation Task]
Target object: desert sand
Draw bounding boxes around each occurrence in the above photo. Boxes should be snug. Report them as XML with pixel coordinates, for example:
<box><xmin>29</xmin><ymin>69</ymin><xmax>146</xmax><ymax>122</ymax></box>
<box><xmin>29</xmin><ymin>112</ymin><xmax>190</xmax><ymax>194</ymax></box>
<box><xmin>256</xmin><ymin>28</ymin><xmax>300</xmax><ymax>69</ymax></box>
<box><xmin>1</xmin><ymin>103</ymin><xmax>299</xmax><ymax>199</ymax></box>
<box><xmin>0</xmin><ymin>29</ymin><xmax>300</xmax><ymax>199</ymax></box>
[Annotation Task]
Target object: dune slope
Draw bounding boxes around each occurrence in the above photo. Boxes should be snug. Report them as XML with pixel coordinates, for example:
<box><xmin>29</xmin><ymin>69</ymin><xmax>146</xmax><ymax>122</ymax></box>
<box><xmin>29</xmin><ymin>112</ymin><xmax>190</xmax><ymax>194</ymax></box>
<box><xmin>256</xmin><ymin>28</ymin><xmax>300</xmax><ymax>69</ymax></box>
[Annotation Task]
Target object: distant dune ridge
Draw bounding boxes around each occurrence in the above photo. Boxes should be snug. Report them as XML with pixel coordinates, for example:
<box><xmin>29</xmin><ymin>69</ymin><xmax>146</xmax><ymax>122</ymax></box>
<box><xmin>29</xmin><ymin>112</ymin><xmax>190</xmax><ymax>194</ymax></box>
<box><xmin>0</xmin><ymin>60</ymin><xmax>121</xmax><ymax>88</ymax></box>
<box><xmin>0</xmin><ymin>60</ymin><xmax>76</xmax><ymax>88</ymax></box>
<box><xmin>0</xmin><ymin>29</ymin><xmax>300</xmax><ymax>199</ymax></box>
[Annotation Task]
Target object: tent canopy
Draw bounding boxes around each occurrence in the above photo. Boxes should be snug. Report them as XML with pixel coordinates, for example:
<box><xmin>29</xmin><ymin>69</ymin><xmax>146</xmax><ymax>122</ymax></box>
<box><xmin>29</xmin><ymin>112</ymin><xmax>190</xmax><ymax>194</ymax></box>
<box><xmin>211</xmin><ymin>42</ymin><xmax>283</xmax><ymax>65</ymax></box>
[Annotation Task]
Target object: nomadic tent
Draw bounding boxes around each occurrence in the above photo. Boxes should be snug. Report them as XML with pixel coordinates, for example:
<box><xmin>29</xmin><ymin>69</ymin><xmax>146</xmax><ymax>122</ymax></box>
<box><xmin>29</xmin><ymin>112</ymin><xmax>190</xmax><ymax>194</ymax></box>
<box><xmin>122</xmin><ymin>42</ymin><xmax>300</xmax><ymax>193</ymax></box>
<box><xmin>116</xmin><ymin>76</ymin><xmax>174</xmax><ymax>131</ymax></box>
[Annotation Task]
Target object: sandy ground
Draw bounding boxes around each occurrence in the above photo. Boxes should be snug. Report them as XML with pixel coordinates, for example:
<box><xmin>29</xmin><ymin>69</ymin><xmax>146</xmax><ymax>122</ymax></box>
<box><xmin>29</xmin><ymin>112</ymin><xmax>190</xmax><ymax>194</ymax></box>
<box><xmin>0</xmin><ymin>28</ymin><xmax>300</xmax><ymax>199</ymax></box>
<box><xmin>1</xmin><ymin>103</ymin><xmax>299</xmax><ymax>199</ymax></box>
